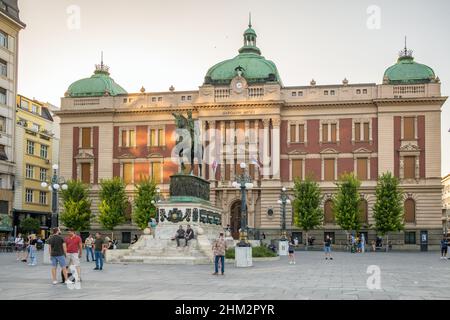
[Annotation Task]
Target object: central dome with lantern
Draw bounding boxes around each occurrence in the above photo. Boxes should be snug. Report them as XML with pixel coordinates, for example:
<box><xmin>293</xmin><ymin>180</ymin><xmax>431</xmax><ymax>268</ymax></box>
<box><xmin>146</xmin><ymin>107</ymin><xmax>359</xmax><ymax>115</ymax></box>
<box><xmin>204</xmin><ymin>16</ymin><xmax>281</xmax><ymax>85</ymax></box>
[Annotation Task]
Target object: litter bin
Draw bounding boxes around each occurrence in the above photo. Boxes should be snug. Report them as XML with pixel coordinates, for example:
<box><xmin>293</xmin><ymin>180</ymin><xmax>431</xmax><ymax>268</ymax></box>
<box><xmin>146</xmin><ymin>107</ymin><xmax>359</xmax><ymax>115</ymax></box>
<box><xmin>420</xmin><ymin>231</ymin><xmax>428</xmax><ymax>252</ymax></box>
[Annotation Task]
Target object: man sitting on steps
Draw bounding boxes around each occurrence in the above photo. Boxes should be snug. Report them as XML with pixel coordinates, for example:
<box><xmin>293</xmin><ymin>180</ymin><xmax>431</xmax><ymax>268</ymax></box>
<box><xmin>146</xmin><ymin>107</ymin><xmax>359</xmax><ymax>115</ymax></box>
<box><xmin>185</xmin><ymin>225</ymin><xmax>195</xmax><ymax>247</ymax></box>
<box><xmin>175</xmin><ymin>225</ymin><xmax>186</xmax><ymax>247</ymax></box>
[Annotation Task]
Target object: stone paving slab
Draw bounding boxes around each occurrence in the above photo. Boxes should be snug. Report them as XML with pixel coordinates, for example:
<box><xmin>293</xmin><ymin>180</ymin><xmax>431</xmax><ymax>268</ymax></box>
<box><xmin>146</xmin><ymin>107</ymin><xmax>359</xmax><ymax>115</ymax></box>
<box><xmin>0</xmin><ymin>251</ymin><xmax>449</xmax><ymax>299</ymax></box>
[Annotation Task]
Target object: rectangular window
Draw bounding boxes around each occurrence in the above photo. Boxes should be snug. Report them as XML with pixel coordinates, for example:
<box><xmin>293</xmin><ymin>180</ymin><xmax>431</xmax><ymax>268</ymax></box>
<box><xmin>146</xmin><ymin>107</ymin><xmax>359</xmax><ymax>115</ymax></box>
<box><xmin>0</xmin><ymin>59</ymin><xmax>6</xmax><ymax>77</ymax></box>
<box><xmin>27</xmin><ymin>140</ymin><xmax>35</xmax><ymax>155</ymax></box>
<box><xmin>363</xmin><ymin>89</ymin><xmax>367</xmax><ymax>94</ymax></box>
<box><xmin>363</xmin><ymin>122</ymin><xmax>370</xmax><ymax>141</ymax></box>
<box><xmin>0</xmin><ymin>115</ymin><xmax>5</xmax><ymax>132</ymax></box>
<box><xmin>0</xmin><ymin>87</ymin><xmax>6</xmax><ymax>105</ymax></box>
<box><xmin>299</xmin><ymin>124</ymin><xmax>305</xmax><ymax>143</ymax></box>
<box><xmin>330</xmin><ymin>123</ymin><xmax>337</xmax><ymax>142</ymax></box>
<box><xmin>25</xmin><ymin>189</ymin><xmax>33</xmax><ymax>203</ymax></box>
<box><xmin>157</xmin><ymin>97</ymin><xmax>162</xmax><ymax>102</ymax></box>
<box><xmin>158</xmin><ymin>129</ymin><xmax>164</xmax><ymax>146</ymax></box>
<box><xmin>357</xmin><ymin>158</ymin><xmax>368</xmax><ymax>180</ymax></box>
<box><xmin>403</xmin><ymin>156</ymin><xmax>415</xmax><ymax>179</ymax></box>
<box><xmin>292</xmin><ymin>91</ymin><xmax>297</xmax><ymax>97</ymax></box>
<box><xmin>354</xmin><ymin>122</ymin><xmax>361</xmax><ymax>141</ymax></box>
<box><xmin>322</xmin><ymin>124</ymin><xmax>328</xmax><ymax>142</ymax></box>
<box><xmin>404</xmin><ymin>117</ymin><xmax>415</xmax><ymax>140</ymax></box>
<box><xmin>26</xmin><ymin>164</ymin><xmax>34</xmax><ymax>179</ymax></box>
<box><xmin>324</xmin><ymin>159</ymin><xmax>335</xmax><ymax>181</ymax></box>
<box><xmin>39</xmin><ymin>191</ymin><xmax>47</xmax><ymax>205</ymax></box>
<box><xmin>324</xmin><ymin>90</ymin><xmax>328</xmax><ymax>95</ymax></box>
<box><xmin>81</xmin><ymin>163</ymin><xmax>91</xmax><ymax>184</ymax></box>
<box><xmin>31</xmin><ymin>104</ymin><xmax>40</xmax><ymax>114</ymax></box>
<box><xmin>31</xmin><ymin>123</ymin><xmax>40</xmax><ymax>132</ymax></box>
<box><xmin>292</xmin><ymin>159</ymin><xmax>303</xmax><ymax>180</ymax></box>
<box><xmin>129</xmin><ymin>130</ymin><xmax>135</xmax><ymax>147</ymax></box>
<box><xmin>150</xmin><ymin>129</ymin><xmax>157</xmax><ymax>146</ymax></box>
<box><xmin>121</xmin><ymin>130</ymin><xmax>127</xmax><ymax>147</ymax></box>
<box><xmin>298</xmin><ymin>91</ymin><xmax>303</xmax><ymax>96</ymax></box>
<box><xmin>20</xmin><ymin>99</ymin><xmax>29</xmax><ymax>110</ymax></box>
<box><xmin>225</xmin><ymin>122</ymin><xmax>231</xmax><ymax>144</ymax></box>
<box><xmin>225</xmin><ymin>162</ymin><xmax>231</xmax><ymax>181</ymax></box>
<box><xmin>356</xmin><ymin>89</ymin><xmax>361</xmax><ymax>94</ymax></box>
<box><xmin>290</xmin><ymin>124</ymin><xmax>296</xmax><ymax>143</ymax></box>
<box><xmin>181</xmin><ymin>96</ymin><xmax>186</xmax><ymax>101</ymax></box>
<box><xmin>40</xmin><ymin>168</ymin><xmax>47</xmax><ymax>181</ymax></box>
<box><xmin>123</xmin><ymin>163</ymin><xmax>133</xmax><ymax>184</ymax></box>
<box><xmin>40</xmin><ymin>145</ymin><xmax>48</xmax><ymax>159</ymax></box>
<box><xmin>187</xmin><ymin>96</ymin><xmax>192</xmax><ymax>100</ymax></box>
<box><xmin>151</xmin><ymin>162</ymin><xmax>161</xmax><ymax>182</ymax></box>
<box><xmin>81</xmin><ymin>127</ymin><xmax>91</xmax><ymax>148</ymax></box>
<box><xmin>0</xmin><ymin>144</ymin><xmax>6</xmax><ymax>160</ymax></box>
<box><xmin>0</xmin><ymin>31</ymin><xmax>7</xmax><ymax>48</ymax></box>
<box><xmin>330</xmin><ymin>90</ymin><xmax>335</xmax><ymax>96</ymax></box>
<box><xmin>404</xmin><ymin>231</ymin><xmax>416</xmax><ymax>245</ymax></box>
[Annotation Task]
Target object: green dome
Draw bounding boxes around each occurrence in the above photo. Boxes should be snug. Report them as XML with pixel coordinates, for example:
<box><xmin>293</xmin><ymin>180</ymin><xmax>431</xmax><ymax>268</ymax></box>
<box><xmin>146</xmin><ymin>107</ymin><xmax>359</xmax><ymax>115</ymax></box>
<box><xmin>204</xmin><ymin>22</ymin><xmax>281</xmax><ymax>85</ymax></box>
<box><xmin>383</xmin><ymin>52</ymin><xmax>435</xmax><ymax>85</ymax></box>
<box><xmin>66</xmin><ymin>64</ymin><xmax>127</xmax><ymax>97</ymax></box>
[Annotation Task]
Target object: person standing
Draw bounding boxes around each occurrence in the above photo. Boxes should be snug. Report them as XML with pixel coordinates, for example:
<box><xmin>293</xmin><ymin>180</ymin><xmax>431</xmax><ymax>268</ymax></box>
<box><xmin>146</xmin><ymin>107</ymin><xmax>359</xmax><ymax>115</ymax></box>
<box><xmin>361</xmin><ymin>234</ymin><xmax>366</xmax><ymax>253</ymax></box>
<box><xmin>185</xmin><ymin>225</ymin><xmax>194</xmax><ymax>247</ymax></box>
<box><xmin>212</xmin><ymin>232</ymin><xmax>227</xmax><ymax>275</ymax></box>
<box><xmin>440</xmin><ymin>236</ymin><xmax>448</xmax><ymax>260</ymax></box>
<box><xmin>28</xmin><ymin>234</ymin><xmax>38</xmax><ymax>266</ymax></box>
<box><xmin>324</xmin><ymin>234</ymin><xmax>333</xmax><ymax>260</ymax></box>
<box><xmin>48</xmin><ymin>227</ymin><xmax>72</xmax><ymax>285</ymax></box>
<box><xmin>288</xmin><ymin>238</ymin><xmax>296</xmax><ymax>264</ymax></box>
<box><xmin>149</xmin><ymin>218</ymin><xmax>157</xmax><ymax>239</ymax></box>
<box><xmin>84</xmin><ymin>234</ymin><xmax>95</xmax><ymax>262</ymax></box>
<box><xmin>94</xmin><ymin>233</ymin><xmax>105</xmax><ymax>270</ymax></box>
<box><xmin>65</xmin><ymin>228</ymin><xmax>82</xmax><ymax>280</ymax></box>
<box><xmin>15</xmin><ymin>233</ymin><xmax>24</xmax><ymax>261</ymax></box>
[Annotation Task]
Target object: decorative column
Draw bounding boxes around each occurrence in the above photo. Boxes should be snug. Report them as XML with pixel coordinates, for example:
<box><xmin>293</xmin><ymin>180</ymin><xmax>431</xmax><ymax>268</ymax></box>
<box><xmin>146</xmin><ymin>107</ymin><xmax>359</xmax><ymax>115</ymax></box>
<box><xmin>220</xmin><ymin>121</ymin><xmax>226</xmax><ymax>182</ymax></box>
<box><xmin>208</xmin><ymin>120</ymin><xmax>216</xmax><ymax>181</ymax></box>
<box><xmin>271</xmin><ymin>118</ymin><xmax>281</xmax><ymax>180</ymax></box>
<box><xmin>254</xmin><ymin>120</ymin><xmax>260</xmax><ymax>181</ymax></box>
<box><xmin>230</xmin><ymin>120</ymin><xmax>236</xmax><ymax>181</ymax></box>
<box><xmin>262</xmin><ymin>118</ymin><xmax>271</xmax><ymax>179</ymax></box>
<box><xmin>201</xmin><ymin>120</ymin><xmax>207</xmax><ymax>179</ymax></box>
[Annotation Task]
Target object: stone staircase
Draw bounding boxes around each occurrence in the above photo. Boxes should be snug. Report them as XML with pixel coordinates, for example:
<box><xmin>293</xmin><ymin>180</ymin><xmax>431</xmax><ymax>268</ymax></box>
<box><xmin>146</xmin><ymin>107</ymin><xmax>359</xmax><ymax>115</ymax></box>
<box><xmin>112</xmin><ymin>235</ymin><xmax>211</xmax><ymax>265</ymax></box>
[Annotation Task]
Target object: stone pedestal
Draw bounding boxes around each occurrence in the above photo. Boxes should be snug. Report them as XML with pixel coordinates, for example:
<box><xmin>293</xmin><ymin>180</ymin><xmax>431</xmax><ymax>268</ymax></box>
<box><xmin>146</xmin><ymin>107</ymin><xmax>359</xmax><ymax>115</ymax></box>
<box><xmin>43</xmin><ymin>244</ymin><xmax>51</xmax><ymax>264</ymax></box>
<box><xmin>235</xmin><ymin>246</ymin><xmax>252</xmax><ymax>267</ymax></box>
<box><xmin>279</xmin><ymin>240</ymin><xmax>289</xmax><ymax>256</ymax></box>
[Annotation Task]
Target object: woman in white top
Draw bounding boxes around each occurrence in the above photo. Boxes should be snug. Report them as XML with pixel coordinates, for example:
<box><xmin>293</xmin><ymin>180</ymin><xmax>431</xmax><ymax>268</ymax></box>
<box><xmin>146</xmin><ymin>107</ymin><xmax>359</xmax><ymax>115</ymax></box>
<box><xmin>14</xmin><ymin>234</ymin><xmax>25</xmax><ymax>261</ymax></box>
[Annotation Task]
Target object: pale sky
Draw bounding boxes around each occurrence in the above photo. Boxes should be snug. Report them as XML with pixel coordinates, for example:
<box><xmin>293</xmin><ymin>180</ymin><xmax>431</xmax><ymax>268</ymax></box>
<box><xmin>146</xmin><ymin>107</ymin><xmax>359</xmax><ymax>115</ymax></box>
<box><xmin>17</xmin><ymin>0</ymin><xmax>450</xmax><ymax>176</ymax></box>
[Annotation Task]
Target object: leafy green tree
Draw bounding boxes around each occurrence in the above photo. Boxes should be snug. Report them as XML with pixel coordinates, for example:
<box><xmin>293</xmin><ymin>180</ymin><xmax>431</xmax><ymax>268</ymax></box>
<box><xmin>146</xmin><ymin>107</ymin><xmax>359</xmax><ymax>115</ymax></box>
<box><xmin>98</xmin><ymin>177</ymin><xmax>128</xmax><ymax>239</ymax></box>
<box><xmin>333</xmin><ymin>173</ymin><xmax>362</xmax><ymax>236</ymax></box>
<box><xmin>20</xmin><ymin>217</ymin><xmax>40</xmax><ymax>234</ymax></box>
<box><xmin>292</xmin><ymin>177</ymin><xmax>323</xmax><ymax>249</ymax></box>
<box><xmin>373</xmin><ymin>172</ymin><xmax>404</xmax><ymax>251</ymax></box>
<box><xmin>60</xmin><ymin>180</ymin><xmax>92</xmax><ymax>231</ymax></box>
<box><xmin>132</xmin><ymin>179</ymin><xmax>158</xmax><ymax>230</ymax></box>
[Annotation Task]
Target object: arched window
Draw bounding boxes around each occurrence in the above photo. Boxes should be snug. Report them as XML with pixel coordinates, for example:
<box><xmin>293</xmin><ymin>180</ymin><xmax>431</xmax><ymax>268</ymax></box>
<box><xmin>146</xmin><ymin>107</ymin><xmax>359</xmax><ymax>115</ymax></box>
<box><xmin>324</xmin><ymin>199</ymin><xmax>334</xmax><ymax>223</ymax></box>
<box><xmin>359</xmin><ymin>199</ymin><xmax>368</xmax><ymax>224</ymax></box>
<box><xmin>404</xmin><ymin>198</ymin><xmax>416</xmax><ymax>223</ymax></box>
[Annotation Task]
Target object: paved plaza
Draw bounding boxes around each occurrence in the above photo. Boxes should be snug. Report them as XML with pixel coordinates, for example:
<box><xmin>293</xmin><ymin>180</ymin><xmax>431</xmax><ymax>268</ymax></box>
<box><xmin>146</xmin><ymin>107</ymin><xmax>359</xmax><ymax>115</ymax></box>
<box><xmin>0</xmin><ymin>251</ymin><xmax>449</xmax><ymax>300</ymax></box>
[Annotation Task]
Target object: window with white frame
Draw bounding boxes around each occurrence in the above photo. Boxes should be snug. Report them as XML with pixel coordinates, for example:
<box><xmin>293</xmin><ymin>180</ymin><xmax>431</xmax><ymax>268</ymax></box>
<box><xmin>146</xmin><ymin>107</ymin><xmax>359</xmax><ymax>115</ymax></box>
<box><xmin>40</xmin><ymin>144</ymin><xmax>48</xmax><ymax>159</ymax></box>
<box><xmin>0</xmin><ymin>31</ymin><xmax>7</xmax><ymax>48</ymax></box>
<box><xmin>25</xmin><ymin>189</ymin><xmax>33</xmax><ymax>203</ymax></box>
<box><xmin>122</xmin><ymin>163</ymin><xmax>133</xmax><ymax>184</ymax></box>
<box><xmin>289</xmin><ymin>122</ymin><xmax>306</xmax><ymax>143</ymax></box>
<box><xmin>150</xmin><ymin>161</ymin><xmax>162</xmax><ymax>183</ymax></box>
<box><xmin>0</xmin><ymin>58</ymin><xmax>6</xmax><ymax>77</ymax></box>
<box><xmin>27</xmin><ymin>140</ymin><xmax>35</xmax><ymax>155</ymax></box>
<box><xmin>31</xmin><ymin>123</ymin><xmax>40</xmax><ymax>132</ymax></box>
<box><xmin>0</xmin><ymin>115</ymin><xmax>5</xmax><ymax>132</ymax></box>
<box><xmin>402</xmin><ymin>116</ymin><xmax>417</xmax><ymax>140</ymax></box>
<box><xmin>353</xmin><ymin>120</ymin><xmax>371</xmax><ymax>142</ymax></box>
<box><xmin>291</xmin><ymin>158</ymin><xmax>304</xmax><ymax>181</ymax></box>
<box><xmin>39</xmin><ymin>191</ymin><xmax>47</xmax><ymax>205</ymax></box>
<box><xmin>320</xmin><ymin>121</ymin><xmax>338</xmax><ymax>143</ymax></box>
<box><xmin>0</xmin><ymin>87</ymin><xmax>6</xmax><ymax>105</ymax></box>
<box><xmin>148</xmin><ymin>127</ymin><xmax>165</xmax><ymax>147</ymax></box>
<box><xmin>26</xmin><ymin>164</ymin><xmax>34</xmax><ymax>179</ymax></box>
<box><xmin>31</xmin><ymin>104</ymin><xmax>40</xmax><ymax>115</ymax></box>
<box><xmin>120</xmin><ymin>128</ymin><xmax>136</xmax><ymax>147</ymax></box>
<box><xmin>40</xmin><ymin>168</ymin><xmax>47</xmax><ymax>181</ymax></box>
<box><xmin>323</xmin><ymin>158</ymin><xmax>336</xmax><ymax>181</ymax></box>
<box><xmin>20</xmin><ymin>99</ymin><xmax>29</xmax><ymax>110</ymax></box>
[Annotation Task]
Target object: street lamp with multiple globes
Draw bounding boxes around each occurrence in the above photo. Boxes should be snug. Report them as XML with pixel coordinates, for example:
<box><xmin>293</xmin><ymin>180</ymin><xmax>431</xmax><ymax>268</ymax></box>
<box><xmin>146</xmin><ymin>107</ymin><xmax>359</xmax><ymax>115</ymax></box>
<box><xmin>232</xmin><ymin>162</ymin><xmax>254</xmax><ymax>247</ymax></box>
<box><xmin>151</xmin><ymin>188</ymin><xmax>165</xmax><ymax>222</ymax></box>
<box><xmin>40</xmin><ymin>164</ymin><xmax>68</xmax><ymax>229</ymax></box>
<box><xmin>277</xmin><ymin>187</ymin><xmax>291</xmax><ymax>240</ymax></box>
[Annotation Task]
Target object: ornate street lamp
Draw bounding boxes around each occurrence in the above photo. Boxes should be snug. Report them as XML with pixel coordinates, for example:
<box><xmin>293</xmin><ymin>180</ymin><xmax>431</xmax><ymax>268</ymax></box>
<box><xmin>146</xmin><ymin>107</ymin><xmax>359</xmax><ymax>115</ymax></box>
<box><xmin>40</xmin><ymin>164</ymin><xmax>68</xmax><ymax>229</ymax></box>
<box><xmin>232</xmin><ymin>162</ymin><xmax>254</xmax><ymax>247</ymax></box>
<box><xmin>277</xmin><ymin>187</ymin><xmax>291</xmax><ymax>240</ymax></box>
<box><xmin>151</xmin><ymin>188</ymin><xmax>165</xmax><ymax>222</ymax></box>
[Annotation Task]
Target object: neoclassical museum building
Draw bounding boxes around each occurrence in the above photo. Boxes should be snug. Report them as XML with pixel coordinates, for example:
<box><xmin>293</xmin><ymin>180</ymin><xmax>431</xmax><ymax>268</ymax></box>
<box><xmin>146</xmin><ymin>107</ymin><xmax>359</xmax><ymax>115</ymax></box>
<box><xmin>56</xmin><ymin>21</ymin><xmax>445</xmax><ymax>248</ymax></box>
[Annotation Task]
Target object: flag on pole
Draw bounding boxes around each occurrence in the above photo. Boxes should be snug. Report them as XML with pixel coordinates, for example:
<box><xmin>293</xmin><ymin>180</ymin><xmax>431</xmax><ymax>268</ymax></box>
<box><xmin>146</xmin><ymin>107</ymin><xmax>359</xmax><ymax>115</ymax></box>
<box><xmin>250</xmin><ymin>156</ymin><xmax>262</xmax><ymax>173</ymax></box>
<box><xmin>211</xmin><ymin>159</ymin><xmax>218</xmax><ymax>173</ymax></box>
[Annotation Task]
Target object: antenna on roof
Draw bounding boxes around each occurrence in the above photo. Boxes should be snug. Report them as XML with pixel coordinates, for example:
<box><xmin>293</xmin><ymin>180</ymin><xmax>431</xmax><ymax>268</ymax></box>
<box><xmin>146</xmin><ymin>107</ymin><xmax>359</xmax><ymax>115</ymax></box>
<box><xmin>248</xmin><ymin>12</ymin><xmax>252</xmax><ymax>28</ymax></box>
<box><xmin>101</xmin><ymin>51</ymin><xmax>104</xmax><ymax>67</ymax></box>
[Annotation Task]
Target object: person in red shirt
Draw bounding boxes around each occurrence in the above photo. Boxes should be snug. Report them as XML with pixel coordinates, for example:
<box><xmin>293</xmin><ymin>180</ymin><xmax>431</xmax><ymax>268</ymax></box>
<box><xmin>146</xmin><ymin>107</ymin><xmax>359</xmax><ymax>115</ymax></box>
<box><xmin>65</xmin><ymin>228</ymin><xmax>82</xmax><ymax>281</ymax></box>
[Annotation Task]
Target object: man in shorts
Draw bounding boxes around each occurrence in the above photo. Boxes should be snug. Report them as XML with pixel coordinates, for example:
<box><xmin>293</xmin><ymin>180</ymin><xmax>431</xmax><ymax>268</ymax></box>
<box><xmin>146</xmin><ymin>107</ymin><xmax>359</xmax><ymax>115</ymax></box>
<box><xmin>48</xmin><ymin>227</ymin><xmax>72</xmax><ymax>285</ymax></box>
<box><xmin>65</xmin><ymin>228</ymin><xmax>82</xmax><ymax>281</ymax></box>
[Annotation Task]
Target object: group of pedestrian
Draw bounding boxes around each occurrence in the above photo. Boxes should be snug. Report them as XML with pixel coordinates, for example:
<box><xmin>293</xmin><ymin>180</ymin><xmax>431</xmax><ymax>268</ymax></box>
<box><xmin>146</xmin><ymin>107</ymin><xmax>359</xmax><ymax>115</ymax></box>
<box><xmin>349</xmin><ymin>233</ymin><xmax>366</xmax><ymax>253</ymax></box>
<box><xmin>173</xmin><ymin>225</ymin><xmax>195</xmax><ymax>247</ymax></box>
<box><xmin>14</xmin><ymin>233</ymin><xmax>43</xmax><ymax>266</ymax></box>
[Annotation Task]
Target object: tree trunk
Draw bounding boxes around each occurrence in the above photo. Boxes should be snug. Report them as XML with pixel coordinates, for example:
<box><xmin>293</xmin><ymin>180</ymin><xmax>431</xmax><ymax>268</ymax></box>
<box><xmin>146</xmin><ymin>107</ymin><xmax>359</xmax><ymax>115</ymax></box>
<box><xmin>305</xmin><ymin>231</ymin><xmax>309</xmax><ymax>251</ymax></box>
<box><xmin>385</xmin><ymin>233</ymin><xmax>389</xmax><ymax>252</ymax></box>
